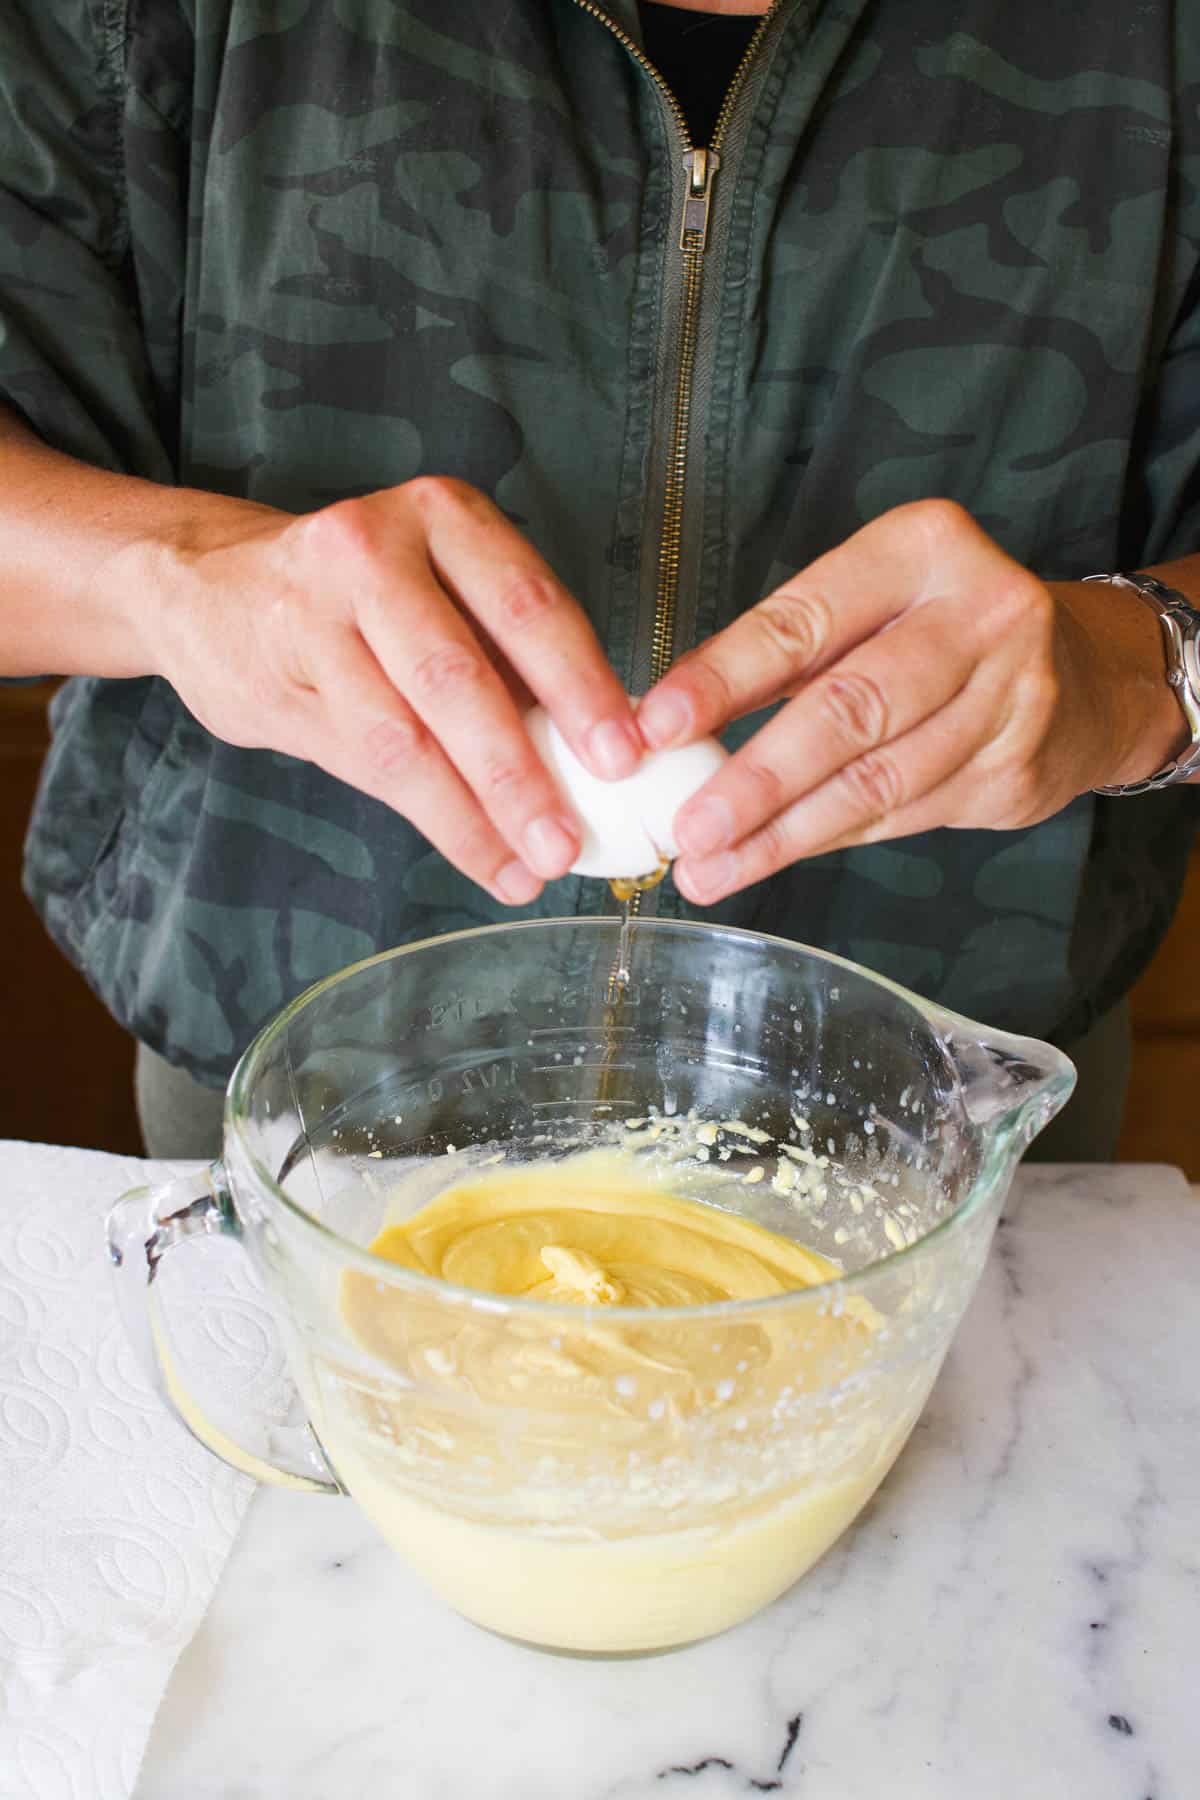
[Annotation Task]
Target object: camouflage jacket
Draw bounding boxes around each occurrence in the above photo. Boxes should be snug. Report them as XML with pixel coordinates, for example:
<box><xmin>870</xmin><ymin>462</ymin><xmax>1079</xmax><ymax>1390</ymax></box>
<box><xmin>2</xmin><ymin>0</ymin><xmax>1198</xmax><ymax>1085</ymax></box>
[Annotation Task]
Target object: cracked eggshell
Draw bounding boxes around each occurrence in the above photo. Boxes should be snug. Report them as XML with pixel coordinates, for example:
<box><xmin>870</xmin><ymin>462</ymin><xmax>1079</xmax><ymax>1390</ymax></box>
<box><xmin>527</xmin><ymin>704</ymin><xmax>728</xmax><ymax>880</ymax></box>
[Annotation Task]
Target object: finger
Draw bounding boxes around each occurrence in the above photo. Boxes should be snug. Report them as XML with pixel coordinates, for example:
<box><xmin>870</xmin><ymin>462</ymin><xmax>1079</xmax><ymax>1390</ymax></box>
<box><xmin>638</xmin><ymin>498</ymin><xmax>1018</xmax><ymax>749</ymax></box>
<box><xmin>312</xmin><ymin>522</ymin><xmax>583</xmax><ymax>880</ymax></box>
<box><xmin>410</xmin><ymin>478</ymin><xmax>642</xmax><ymax>780</ymax></box>
<box><xmin>673</xmin><ymin>679</ymin><xmax>999</xmax><ymax>904</ymax></box>
<box><xmin>479</xmin><ymin>639</ymin><xmax>536</xmax><ymax>715</ymax></box>
<box><xmin>670</xmin><ymin>595</ymin><xmax>978</xmax><ymax>859</ymax></box>
<box><xmin>364</xmin><ymin>605</ymin><xmax>584</xmax><ymax>880</ymax></box>
<box><xmin>299</xmin><ymin>628</ymin><xmax>546</xmax><ymax>906</ymax></box>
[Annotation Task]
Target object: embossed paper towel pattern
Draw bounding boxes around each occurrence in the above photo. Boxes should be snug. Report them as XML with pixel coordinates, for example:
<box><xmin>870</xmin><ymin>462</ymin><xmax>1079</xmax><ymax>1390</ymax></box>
<box><xmin>0</xmin><ymin>1143</ymin><xmax>283</xmax><ymax>1800</ymax></box>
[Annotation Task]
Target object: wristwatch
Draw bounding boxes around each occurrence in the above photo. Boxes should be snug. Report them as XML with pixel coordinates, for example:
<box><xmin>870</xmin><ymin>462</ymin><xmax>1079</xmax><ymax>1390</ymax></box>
<box><xmin>1083</xmin><ymin>570</ymin><xmax>1200</xmax><ymax>795</ymax></box>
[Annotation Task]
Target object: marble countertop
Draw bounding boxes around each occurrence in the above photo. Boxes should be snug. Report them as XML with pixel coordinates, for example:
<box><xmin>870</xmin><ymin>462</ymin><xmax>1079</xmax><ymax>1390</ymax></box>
<box><xmin>133</xmin><ymin>1164</ymin><xmax>1200</xmax><ymax>1800</ymax></box>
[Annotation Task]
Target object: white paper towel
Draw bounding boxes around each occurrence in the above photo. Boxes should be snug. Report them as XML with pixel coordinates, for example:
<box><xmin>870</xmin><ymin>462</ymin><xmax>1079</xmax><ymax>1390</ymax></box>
<box><xmin>0</xmin><ymin>1142</ymin><xmax>284</xmax><ymax>1800</ymax></box>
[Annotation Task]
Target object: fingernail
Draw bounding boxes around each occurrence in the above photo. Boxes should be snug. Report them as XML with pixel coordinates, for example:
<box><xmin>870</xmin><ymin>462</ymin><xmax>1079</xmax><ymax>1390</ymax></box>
<box><xmin>587</xmin><ymin>717</ymin><xmax>642</xmax><ymax>780</ymax></box>
<box><xmin>675</xmin><ymin>852</ymin><xmax>738</xmax><ymax>903</ymax></box>
<box><xmin>495</xmin><ymin>860</ymin><xmax>542</xmax><ymax>905</ymax></box>
<box><xmin>675</xmin><ymin>794</ymin><xmax>735</xmax><ymax>857</ymax></box>
<box><xmin>639</xmin><ymin>689</ymin><xmax>691</xmax><ymax>748</ymax></box>
<box><xmin>524</xmin><ymin>813</ymin><xmax>578</xmax><ymax>877</ymax></box>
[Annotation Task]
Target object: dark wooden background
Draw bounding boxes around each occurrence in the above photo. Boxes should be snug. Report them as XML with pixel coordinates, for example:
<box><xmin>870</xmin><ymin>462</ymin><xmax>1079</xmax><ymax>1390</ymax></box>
<box><xmin>3</xmin><ymin>681</ymin><xmax>1197</xmax><ymax>1175</ymax></box>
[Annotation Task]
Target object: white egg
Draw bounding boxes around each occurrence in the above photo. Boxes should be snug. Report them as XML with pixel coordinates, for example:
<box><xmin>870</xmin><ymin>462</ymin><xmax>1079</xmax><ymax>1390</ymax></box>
<box><xmin>526</xmin><ymin>704</ymin><xmax>728</xmax><ymax>880</ymax></box>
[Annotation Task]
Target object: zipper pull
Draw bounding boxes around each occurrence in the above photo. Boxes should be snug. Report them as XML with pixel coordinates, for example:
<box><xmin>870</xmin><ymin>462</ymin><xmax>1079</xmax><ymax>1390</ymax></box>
<box><xmin>679</xmin><ymin>147</ymin><xmax>721</xmax><ymax>253</ymax></box>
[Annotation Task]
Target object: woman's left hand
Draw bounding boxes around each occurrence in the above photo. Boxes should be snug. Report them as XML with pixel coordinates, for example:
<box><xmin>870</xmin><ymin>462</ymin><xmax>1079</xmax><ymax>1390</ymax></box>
<box><xmin>636</xmin><ymin>499</ymin><xmax>1181</xmax><ymax>905</ymax></box>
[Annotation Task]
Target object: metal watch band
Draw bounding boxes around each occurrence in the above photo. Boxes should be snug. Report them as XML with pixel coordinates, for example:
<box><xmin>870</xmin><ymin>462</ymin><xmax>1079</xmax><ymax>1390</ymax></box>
<box><xmin>1083</xmin><ymin>570</ymin><xmax>1200</xmax><ymax>795</ymax></box>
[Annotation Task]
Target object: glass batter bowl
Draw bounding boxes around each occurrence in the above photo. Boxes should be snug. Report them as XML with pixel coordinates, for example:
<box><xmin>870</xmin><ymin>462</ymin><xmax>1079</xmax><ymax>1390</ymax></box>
<box><xmin>108</xmin><ymin>918</ymin><xmax>1074</xmax><ymax>1655</ymax></box>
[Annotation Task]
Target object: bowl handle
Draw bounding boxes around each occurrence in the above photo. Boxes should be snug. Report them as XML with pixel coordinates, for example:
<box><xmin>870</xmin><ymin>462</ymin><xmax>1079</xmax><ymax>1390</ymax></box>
<box><xmin>107</xmin><ymin>1167</ymin><xmax>342</xmax><ymax>1495</ymax></box>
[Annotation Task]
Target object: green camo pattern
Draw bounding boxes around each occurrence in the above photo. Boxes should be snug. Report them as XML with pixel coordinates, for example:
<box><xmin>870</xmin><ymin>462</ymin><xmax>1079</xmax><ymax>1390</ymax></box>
<box><xmin>2</xmin><ymin>0</ymin><xmax>1198</xmax><ymax>1083</ymax></box>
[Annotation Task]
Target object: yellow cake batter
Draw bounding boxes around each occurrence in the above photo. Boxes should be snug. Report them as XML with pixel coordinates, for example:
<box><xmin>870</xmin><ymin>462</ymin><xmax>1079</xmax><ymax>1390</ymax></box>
<box><xmin>362</xmin><ymin>1157</ymin><xmax>842</xmax><ymax>1305</ymax></box>
<box><xmin>315</xmin><ymin>1153</ymin><xmax>917</xmax><ymax>1653</ymax></box>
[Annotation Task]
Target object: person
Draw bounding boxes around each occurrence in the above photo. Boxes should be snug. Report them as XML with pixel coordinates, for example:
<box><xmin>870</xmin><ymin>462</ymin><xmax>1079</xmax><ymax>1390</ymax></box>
<box><xmin>1</xmin><ymin>0</ymin><xmax>1197</xmax><ymax>1161</ymax></box>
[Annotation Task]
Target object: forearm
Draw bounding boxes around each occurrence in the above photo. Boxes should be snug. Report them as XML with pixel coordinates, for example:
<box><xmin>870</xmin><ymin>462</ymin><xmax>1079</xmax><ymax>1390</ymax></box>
<box><xmin>0</xmin><ymin>401</ymin><xmax>275</xmax><ymax>677</ymax></box>
<box><xmin>1051</xmin><ymin>553</ymin><xmax>1200</xmax><ymax>789</ymax></box>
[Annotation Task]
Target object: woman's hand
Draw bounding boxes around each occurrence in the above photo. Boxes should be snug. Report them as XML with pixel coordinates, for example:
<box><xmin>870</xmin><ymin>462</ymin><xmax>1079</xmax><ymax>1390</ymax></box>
<box><xmin>636</xmin><ymin>499</ymin><xmax>1188</xmax><ymax>905</ymax></box>
<box><xmin>144</xmin><ymin>477</ymin><xmax>640</xmax><ymax>905</ymax></box>
<box><xmin>0</xmin><ymin>403</ymin><xmax>642</xmax><ymax>905</ymax></box>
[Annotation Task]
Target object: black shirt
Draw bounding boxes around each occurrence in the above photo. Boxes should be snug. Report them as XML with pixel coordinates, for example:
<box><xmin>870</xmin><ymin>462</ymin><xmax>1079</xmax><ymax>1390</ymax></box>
<box><xmin>638</xmin><ymin>3</ymin><xmax>760</xmax><ymax>147</ymax></box>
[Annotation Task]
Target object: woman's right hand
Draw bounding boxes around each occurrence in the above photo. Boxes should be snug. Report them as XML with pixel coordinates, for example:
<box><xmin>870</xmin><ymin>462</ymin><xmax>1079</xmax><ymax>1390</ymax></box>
<box><xmin>142</xmin><ymin>477</ymin><xmax>640</xmax><ymax>905</ymax></box>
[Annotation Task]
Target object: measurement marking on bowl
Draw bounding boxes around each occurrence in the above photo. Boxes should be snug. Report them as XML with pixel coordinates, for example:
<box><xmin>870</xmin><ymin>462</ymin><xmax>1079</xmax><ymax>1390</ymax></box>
<box><xmin>528</xmin><ymin>1019</ymin><xmax>636</xmax><ymax>1038</ymax></box>
<box><xmin>458</xmin><ymin>1063</ymin><xmax>514</xmax><ymax>1092</ymax></box>
<box><xmin>531</xmin><ymin>1097</ymin><xmax>630</xmax><ymax>1112</ymax></box>
<box><xmin>531</xmin><ymin>1061</ymin><xmax>636</xmax><ymax>1078</ymax></box>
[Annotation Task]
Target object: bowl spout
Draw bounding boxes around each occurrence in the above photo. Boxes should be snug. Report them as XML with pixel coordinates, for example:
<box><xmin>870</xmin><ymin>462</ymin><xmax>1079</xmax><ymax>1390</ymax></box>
<box><xmin>932</xmin><ymin>1009</ymin><xmax>1077</xmax><ymax>1162</ymax></box>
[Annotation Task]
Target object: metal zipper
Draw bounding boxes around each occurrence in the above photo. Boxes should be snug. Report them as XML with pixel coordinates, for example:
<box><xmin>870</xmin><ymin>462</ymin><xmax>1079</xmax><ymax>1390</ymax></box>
<box><xmin>570</xmin><ymin>0</ymin><xmax>782</xmax><ymax>923</ymax></box>
<box><xmin>572</xmin><ymin>0</ymin><xmax>780</xmax><ymax>690</ymax></box>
